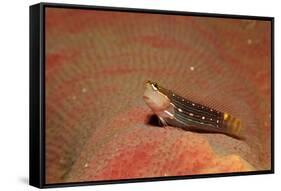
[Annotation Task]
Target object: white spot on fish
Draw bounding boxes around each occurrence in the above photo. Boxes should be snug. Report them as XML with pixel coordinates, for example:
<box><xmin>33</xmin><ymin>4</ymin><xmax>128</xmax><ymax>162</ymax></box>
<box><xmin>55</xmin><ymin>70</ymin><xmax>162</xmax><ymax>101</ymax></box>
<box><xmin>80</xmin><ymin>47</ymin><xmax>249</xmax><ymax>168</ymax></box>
<box><xmin>202</xmin><ymin>116</ymin><xmax>205</xmax><ymax>119</ymax></box>
<box><xmin>192</xmin><ymin>103</ymin><xmax>195</xmax><ymax>106</ymax></box>
<box><xmin>178</xmin><ymin>108</ymin><xmax>183</xmax><ymax>112</ymax></box>
<box><xmin>84</xmin><ymin>163</ymin><xmax>89</xmax><ymax>168</ymax></box>
<box><xmin>189</xmin><ymin>113</ymin><xmax>194</xmax><ymax>116</ymax></box>
<box><xmin>217</xmin><ymin>120</ymin><xmax>219</xmax><ymax>123</ymax></box>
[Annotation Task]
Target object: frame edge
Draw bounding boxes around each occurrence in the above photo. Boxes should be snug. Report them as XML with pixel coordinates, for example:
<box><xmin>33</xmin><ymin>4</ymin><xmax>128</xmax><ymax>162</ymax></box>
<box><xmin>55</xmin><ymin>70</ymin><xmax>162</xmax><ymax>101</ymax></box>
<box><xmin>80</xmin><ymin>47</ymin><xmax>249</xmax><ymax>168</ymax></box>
<box><xmin>29</xmin><ymin>3</ymin><xmax>44</xmax><ymax>188</ymax></box>
<box><xmin>30</xmin><ymin>2</ymin><xmax>275</xmax><ymax>188</ymax></box>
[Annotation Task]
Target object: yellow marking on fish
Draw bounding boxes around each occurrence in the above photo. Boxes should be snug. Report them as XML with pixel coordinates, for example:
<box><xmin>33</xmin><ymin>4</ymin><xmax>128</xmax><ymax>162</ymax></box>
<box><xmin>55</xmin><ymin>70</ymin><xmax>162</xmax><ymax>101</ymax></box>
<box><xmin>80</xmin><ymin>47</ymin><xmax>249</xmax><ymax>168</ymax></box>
<box><xmin>224</xmin><ymin>113</ymin><xmax>229</xmax><ymax>120</ymax></box>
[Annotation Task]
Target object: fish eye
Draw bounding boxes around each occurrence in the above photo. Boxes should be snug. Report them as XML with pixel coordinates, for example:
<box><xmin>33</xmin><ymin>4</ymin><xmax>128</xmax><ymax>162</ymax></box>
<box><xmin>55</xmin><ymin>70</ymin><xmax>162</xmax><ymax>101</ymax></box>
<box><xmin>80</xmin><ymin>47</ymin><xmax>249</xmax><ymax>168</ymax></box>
<box><xmin>151</xmin><ymin>83</ymin><xmax>158</xmax><ymax>91</ymax></box>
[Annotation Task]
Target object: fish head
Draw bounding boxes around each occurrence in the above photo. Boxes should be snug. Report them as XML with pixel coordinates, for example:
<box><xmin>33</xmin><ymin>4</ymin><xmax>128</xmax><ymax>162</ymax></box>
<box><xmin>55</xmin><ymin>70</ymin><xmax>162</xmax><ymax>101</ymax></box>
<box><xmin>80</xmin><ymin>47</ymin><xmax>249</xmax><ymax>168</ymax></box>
<box><xmin>143</xmin><ymin>81</ymin><xmax>171</xmax><ymax>112</ymax></box>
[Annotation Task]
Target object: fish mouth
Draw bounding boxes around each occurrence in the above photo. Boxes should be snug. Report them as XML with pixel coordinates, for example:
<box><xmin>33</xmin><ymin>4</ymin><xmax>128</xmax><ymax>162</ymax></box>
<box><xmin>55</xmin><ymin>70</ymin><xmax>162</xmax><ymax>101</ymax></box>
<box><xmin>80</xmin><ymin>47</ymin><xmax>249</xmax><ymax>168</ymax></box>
<box><xmin>144</xmin><ymin>80</ymin><xmax>151</xmax><ymax>87</ymax></box>
<box><xmin>143</xmin><ymin>95</ymin><xmax>150</xmax><ymax>100</ymax></box>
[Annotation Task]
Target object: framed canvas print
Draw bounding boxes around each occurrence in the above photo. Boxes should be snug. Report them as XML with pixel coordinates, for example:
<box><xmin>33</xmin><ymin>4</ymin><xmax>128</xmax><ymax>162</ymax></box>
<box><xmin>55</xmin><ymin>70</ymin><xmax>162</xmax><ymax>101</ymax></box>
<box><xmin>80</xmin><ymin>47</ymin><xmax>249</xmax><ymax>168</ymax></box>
<box><xmin>29</xmin><ymin>2</ymin><xmax>274</xmax><ymax>188</ymax></box>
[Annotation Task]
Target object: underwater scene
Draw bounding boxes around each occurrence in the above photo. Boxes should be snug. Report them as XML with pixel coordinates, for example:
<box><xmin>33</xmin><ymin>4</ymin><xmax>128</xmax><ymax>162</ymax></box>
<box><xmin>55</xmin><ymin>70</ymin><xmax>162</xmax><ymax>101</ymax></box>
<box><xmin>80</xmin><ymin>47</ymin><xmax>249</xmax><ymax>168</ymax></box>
<box><xmin>45</xmin><ymin>7</ymin><xmax>272</xmax><ymax>183</ymax></box>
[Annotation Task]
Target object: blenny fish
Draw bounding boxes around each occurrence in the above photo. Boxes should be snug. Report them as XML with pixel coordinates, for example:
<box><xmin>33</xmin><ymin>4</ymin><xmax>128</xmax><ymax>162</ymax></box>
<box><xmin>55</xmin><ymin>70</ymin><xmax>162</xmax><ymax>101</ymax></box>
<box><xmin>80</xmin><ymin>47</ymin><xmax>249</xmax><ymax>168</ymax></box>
<box><xmin>143</xmin><ymin>81</ymin><xmax>243</xmax><ymax>139</ymax></box>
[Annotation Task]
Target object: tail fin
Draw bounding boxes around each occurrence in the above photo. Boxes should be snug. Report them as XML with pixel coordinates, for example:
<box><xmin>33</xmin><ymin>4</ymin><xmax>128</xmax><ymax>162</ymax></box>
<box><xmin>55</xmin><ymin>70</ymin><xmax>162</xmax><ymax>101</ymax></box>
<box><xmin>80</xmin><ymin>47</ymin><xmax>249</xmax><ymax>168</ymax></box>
<box><xmin>222</xmin><ymin>113</ymin><xmax>243</xmax><ymax>139</ymax></box>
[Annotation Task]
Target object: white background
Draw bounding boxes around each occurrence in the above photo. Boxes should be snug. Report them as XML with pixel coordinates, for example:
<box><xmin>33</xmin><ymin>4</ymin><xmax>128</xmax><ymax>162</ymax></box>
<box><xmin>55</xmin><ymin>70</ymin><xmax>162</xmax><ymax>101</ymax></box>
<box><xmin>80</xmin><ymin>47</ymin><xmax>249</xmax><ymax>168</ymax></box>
<box><xmin>0</xmin><ymin>0</ymin><xmax>279</xmax><ymax>190</ymax></box>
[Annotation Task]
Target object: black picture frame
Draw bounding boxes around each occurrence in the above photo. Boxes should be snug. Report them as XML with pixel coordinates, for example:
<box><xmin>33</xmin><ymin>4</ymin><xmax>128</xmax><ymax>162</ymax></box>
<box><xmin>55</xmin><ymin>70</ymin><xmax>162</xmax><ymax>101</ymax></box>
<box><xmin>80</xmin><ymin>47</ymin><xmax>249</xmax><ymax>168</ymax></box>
<box><xmin>30</xmin><ymin>2</ymin><xmax>274</xmax><ymax>188</ymax></box>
